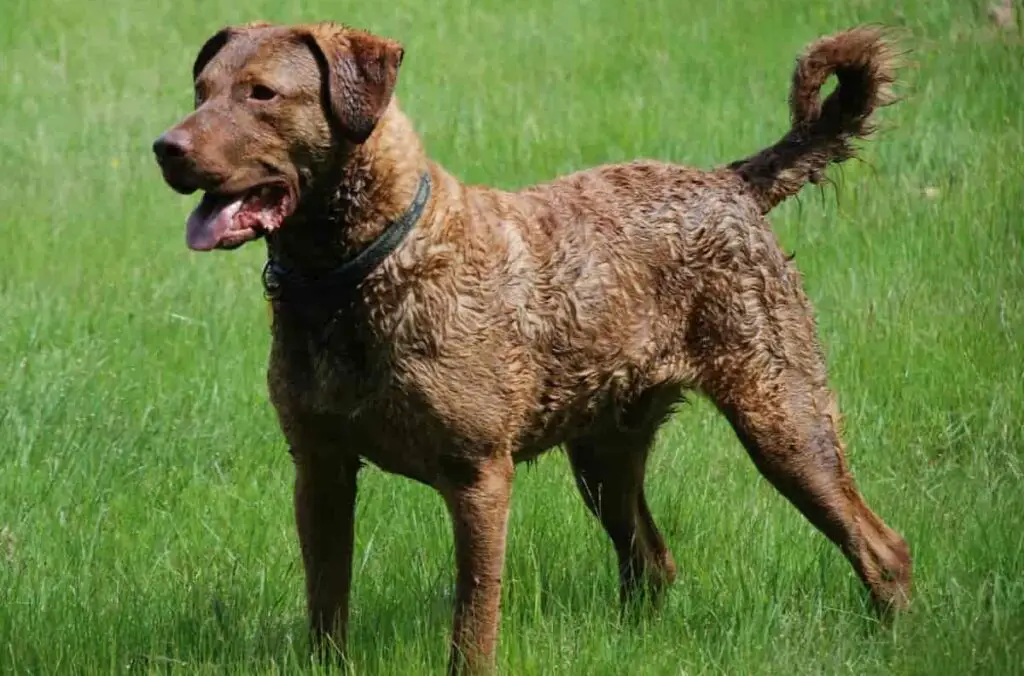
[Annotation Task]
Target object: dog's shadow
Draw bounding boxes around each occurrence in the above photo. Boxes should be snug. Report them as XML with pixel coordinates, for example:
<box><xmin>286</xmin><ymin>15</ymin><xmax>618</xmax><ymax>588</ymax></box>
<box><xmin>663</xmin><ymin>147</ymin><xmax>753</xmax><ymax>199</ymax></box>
<box><xmin>120</xmin><ymin>580</ymin><xmax>308</xmax><ymax>672</ymax></box>
<box><xmin>126</xmin><ymin>545</ymin><xmax>602</xmax><ymax>672</ymax></box>
<box><xmin>129</xmin><ymin>453</ymin><xmax>889</xmax><ymax>673</ymax></box>
<box><xmin>129</xmin><ymin>541</ymin><xmax>884</xmax><ymax>674</ymax></box>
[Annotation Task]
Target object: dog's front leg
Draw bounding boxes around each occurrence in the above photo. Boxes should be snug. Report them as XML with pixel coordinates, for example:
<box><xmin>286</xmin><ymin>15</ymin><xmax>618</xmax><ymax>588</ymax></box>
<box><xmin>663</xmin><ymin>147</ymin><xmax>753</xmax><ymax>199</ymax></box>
<box><xmin>440</xmin><ymin>455</ymin><xmax>514</xmax><ymax>675</ymax></box>
<box><xmin>293</xmin><ymin>449</ymin><xmax>360</xmax><ymax>663</ymax></box>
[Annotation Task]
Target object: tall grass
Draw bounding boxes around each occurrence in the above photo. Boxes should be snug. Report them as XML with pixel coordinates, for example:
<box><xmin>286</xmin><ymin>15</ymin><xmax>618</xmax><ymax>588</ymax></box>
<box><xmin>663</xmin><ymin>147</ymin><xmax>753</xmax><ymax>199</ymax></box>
<box><xmin>1</xmin><ymin>0</ymin><xmax>1021</xmax><ymax>673</ymax></box>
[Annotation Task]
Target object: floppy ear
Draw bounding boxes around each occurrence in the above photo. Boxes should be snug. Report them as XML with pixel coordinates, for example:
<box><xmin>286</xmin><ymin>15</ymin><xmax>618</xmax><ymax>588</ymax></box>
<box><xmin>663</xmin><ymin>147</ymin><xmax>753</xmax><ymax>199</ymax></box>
<box><xmin>302</xmin><ymin>24</ymin><xmax>405</xmax><ymax>143</ymax></box>
<box><xmin>192</xmin><ymin>22</ymin><xmax>273</xmax><ymax>80</ymax></box>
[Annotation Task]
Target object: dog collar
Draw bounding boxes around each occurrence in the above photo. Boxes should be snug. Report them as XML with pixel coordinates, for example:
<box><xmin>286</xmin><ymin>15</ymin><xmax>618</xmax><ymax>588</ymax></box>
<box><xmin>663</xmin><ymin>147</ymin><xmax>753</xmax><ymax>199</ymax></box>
<box><xmin>262</xmin><ymin>171</ymin><xmax>431</xmax><ymax>301</ymax></box>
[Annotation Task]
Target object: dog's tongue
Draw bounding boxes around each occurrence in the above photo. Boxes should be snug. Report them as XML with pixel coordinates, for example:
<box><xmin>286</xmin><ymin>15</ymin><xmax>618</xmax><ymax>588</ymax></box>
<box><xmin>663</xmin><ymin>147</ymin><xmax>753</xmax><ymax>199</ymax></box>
<box><xmin>186</xmin><ymin>194</ymin><xmax>243</xmax><ymax>251</ymax></box>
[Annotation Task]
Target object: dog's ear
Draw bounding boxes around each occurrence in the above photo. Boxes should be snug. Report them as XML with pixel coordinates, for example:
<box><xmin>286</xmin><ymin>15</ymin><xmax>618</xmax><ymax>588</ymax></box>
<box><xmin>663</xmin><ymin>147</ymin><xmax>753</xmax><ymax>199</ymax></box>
<box><xmin>192</xmin><ymin>22</ymin><xmax>273</xmax><ymax>81</ymax></box>
<box><xmin>301</xmin><ymin>24</ymin><xmax>405</xmax><ymax>144</ymax></box>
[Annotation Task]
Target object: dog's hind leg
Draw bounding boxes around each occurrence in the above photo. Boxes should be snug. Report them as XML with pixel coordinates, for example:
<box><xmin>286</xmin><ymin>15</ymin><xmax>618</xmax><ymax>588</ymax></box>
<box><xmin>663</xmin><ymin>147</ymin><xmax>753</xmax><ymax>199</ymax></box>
<box><xmin>567</xmin><ymin>395</ymin><xmax>679</xmax><ymax>606</ymax></box>
<box><xmin>699</xmin><ymin>345</ymin><xmax>912</xmax><ymax>613</ymax></box>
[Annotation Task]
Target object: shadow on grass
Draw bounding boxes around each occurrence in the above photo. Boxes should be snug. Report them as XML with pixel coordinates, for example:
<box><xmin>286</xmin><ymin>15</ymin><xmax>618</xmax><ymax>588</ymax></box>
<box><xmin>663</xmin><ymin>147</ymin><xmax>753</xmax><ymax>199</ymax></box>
<box><xmin>119</xmin><ymin>578</ymin><xmax>458</xmax><ymax>674</ymax></box>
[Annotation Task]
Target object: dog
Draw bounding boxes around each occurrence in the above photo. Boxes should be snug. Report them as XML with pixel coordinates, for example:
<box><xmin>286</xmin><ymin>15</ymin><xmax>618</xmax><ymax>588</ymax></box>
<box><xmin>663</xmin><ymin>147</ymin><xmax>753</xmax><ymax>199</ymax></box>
<box><xmin>153</xmin><ymin>21</ymin><xmax>912</xmax><ymax>674</ymax></box>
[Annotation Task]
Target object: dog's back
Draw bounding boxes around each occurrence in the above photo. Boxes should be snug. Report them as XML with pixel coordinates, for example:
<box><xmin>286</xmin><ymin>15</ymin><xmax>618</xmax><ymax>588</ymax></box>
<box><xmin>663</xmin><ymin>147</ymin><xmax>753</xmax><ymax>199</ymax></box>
<box><xmin>433</xmin><ymin>27</ymin><xmax>902</xmax><ymax>451</ymax></box>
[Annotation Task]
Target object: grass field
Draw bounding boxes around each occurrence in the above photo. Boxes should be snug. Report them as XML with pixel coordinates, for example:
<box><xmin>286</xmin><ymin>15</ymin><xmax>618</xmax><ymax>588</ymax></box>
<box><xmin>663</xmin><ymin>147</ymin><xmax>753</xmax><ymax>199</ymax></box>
<box><xmin>1</xmin><ymin>0</ymin><xmax>1022</xmax><ymax>673</ymax></box>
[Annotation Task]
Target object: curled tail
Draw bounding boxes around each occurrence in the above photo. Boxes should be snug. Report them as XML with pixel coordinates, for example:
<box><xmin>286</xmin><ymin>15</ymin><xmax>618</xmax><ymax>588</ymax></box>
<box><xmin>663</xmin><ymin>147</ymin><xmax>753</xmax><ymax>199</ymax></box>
<box><xmin>729</xmin><ymin>26</ymin><xmax>901</xmax><ymax>213</ymax></box>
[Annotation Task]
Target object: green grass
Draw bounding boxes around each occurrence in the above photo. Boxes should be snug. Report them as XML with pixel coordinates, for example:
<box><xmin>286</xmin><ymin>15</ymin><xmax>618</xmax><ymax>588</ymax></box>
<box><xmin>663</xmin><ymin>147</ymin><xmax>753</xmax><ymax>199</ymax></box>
<box><xmin>1</xmin><ymin>0</ymin><xmax>1022</xmax><ymax>673</ymax></box>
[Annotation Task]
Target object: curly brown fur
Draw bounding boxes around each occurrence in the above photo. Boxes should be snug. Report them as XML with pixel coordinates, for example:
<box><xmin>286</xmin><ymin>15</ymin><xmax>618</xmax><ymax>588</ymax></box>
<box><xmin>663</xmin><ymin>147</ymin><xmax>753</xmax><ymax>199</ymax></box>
<box><xmin>153</xmin><ymin>23</ymin><xmax>912</xmax><ymax>675</ymax></box>
<box><xmin>729</xmin><ymin>26</ymin><xmax>901</xmax><ymax>212</ymax></box>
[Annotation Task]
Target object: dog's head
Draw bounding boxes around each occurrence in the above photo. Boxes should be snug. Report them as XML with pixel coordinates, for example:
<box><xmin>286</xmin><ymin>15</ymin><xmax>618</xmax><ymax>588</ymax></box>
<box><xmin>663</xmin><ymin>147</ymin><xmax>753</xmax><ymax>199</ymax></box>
<box><xmin>152</xmin><ymin>22</ymin><xmax>405</xmax><ymax>251</ymax></box>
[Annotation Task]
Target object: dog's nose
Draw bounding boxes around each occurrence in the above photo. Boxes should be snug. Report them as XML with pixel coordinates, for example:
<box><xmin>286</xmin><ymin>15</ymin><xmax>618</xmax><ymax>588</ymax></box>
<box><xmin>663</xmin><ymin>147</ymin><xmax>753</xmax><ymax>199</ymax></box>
<box><xmin>152</xmin><ymin>129</ymin><xmax>192</xmax><ymax>163</ymax></box>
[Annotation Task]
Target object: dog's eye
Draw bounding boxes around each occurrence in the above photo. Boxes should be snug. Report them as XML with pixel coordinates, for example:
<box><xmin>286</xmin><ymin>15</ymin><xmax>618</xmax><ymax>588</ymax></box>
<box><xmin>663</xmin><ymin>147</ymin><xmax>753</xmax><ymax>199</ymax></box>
<box><xmin>250</xmin><ymin>84</ymin><xmax>278</xmax><ymax>101</ymax></box>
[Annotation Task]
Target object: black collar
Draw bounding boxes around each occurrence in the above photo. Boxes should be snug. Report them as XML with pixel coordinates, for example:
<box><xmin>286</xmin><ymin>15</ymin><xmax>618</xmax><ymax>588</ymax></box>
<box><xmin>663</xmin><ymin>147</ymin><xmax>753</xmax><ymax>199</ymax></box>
<box><xmin>262</xmin><ymin>171</ymin><xmax>431</xmax><ymax>302</ymax></box>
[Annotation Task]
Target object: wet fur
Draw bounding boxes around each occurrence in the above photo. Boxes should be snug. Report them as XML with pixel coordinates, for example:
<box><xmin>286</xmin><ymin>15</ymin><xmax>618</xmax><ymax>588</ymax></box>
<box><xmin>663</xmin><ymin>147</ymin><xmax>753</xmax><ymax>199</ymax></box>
<box><xmin>155</xmin><ymin>23</ymin><xmax>911</xmax><ymax>675</ymax></box>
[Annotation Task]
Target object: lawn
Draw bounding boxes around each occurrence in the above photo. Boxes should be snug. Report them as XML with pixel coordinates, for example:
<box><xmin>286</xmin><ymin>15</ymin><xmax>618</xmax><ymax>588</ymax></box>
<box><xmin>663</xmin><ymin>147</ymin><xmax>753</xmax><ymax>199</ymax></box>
<box><xmin>1</xmin><ymin>0</ymin><xmax>1022</xmax><ymax>673</ymax></box>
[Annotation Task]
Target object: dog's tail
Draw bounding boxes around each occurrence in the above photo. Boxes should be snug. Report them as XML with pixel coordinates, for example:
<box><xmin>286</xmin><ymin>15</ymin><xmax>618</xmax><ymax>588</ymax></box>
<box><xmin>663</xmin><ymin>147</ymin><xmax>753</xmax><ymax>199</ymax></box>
<box><xmin>728</xmin><ymin>26</ymin><xmax>900</xmax><ymax>214</ymax></box>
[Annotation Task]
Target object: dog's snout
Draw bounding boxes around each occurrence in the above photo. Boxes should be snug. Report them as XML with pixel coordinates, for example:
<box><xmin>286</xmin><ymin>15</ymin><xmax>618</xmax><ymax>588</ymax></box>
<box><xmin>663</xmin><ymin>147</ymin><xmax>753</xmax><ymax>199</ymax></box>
<box><xmin>152</xmin><ymin>127</ymin><xmax>204</xmax><ymax>194</ymax></box>
<box><xmin>152</xmin><ymin>129</ymin><xmax>192</xmax><ymax>163</ymax></box>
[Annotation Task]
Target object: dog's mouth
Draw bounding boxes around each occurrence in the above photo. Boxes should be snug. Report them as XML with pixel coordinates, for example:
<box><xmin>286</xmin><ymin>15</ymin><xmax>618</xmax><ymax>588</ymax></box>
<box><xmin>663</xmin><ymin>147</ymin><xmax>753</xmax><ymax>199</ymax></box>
<box><xmin>186</xmin><ymin>183</ymin><xmax>295</xmax><ymax>251</ymax></box>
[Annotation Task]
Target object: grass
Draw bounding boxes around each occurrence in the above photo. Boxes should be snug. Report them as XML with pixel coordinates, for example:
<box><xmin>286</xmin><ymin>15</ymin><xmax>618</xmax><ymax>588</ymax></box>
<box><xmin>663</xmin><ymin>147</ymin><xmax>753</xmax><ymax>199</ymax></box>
<box><xmin>1</xmin><ymin>0</ymin><xmax>1022</xmax><ymax>673</ymax></box>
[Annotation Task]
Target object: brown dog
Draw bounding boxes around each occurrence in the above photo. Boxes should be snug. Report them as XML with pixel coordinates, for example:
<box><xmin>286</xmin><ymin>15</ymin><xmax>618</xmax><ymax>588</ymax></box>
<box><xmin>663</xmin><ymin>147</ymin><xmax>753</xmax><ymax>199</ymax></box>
<box><xmin>153</xmin><ymin>21</ymin><xmax>911</xmax><ymax>674</ymax></box>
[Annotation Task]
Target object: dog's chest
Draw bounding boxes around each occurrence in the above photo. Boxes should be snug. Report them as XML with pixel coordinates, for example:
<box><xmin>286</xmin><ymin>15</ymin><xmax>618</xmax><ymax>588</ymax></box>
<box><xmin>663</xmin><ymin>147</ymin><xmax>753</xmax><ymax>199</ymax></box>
<box><xmin>268</xmin><ymin>320</ymin><xmax>383</xmax><ymax>415</ymax></box>
<box><xmin>267</xmin><ymin>316</ymin><xmax>507</xmax><ymax>481</ymax></box>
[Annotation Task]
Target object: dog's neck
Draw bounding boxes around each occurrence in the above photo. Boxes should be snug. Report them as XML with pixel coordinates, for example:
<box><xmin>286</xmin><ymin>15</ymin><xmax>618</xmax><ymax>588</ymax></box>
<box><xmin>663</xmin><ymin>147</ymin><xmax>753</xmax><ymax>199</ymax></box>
<box><xmin>267</xmin><ymin>102</ymin><xmax>429</xmax><ymax>275</ymax></box>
